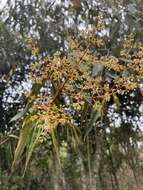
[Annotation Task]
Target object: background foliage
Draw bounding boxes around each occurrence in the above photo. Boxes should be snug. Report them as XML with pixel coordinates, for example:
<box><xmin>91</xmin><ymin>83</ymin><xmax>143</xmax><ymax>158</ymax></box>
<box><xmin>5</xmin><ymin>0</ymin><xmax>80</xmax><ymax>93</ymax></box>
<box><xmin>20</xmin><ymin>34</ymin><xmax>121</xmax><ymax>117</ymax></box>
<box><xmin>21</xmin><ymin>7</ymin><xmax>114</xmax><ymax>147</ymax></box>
<box><xmin>0</xmin><ymin>0</ymin><xmax>143</xmax><ymax>190</ymax></box>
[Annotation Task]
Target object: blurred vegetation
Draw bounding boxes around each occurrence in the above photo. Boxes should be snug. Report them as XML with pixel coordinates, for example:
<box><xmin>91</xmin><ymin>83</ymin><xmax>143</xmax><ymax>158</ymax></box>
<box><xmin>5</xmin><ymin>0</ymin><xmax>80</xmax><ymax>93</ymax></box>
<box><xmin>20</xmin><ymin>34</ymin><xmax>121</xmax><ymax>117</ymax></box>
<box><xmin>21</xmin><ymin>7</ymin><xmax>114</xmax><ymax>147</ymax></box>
<box><xmin>0</xmin><ymin>0</ymin><xmax>143</xmax><ymax>190</ymax></box>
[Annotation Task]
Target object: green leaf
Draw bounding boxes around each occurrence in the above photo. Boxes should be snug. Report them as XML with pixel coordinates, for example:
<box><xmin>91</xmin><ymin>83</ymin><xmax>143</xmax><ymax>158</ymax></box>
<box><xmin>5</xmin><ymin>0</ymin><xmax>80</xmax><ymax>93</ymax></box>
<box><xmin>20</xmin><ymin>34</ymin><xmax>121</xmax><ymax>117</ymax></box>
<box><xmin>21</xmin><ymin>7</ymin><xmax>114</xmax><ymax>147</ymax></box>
<box><xmin>24</xmin><ymin>123</ymin><xmax>42</xmax><ymax>175</ymax></box>
<box><xmin>12</xmin><ymin>116</ymin><xmax>34</xmax><ymax>170</ymax></box>
<box><xmin>10</xmin><ymin>109</ymin><xmax>26</xmax><ymax>123</ymax></box>
<box><xmin>106</xmin><ymin>70</ymin><xmax>118</xmax><ymax>79</ymax></box>
<box><xmin>92</xmin><ymin>63</ymin><xmax>104</xmax><ymax>77</ymax></box>
<box><xmin>30</xmin><ymin>82</ymin><xmax>43</xmax><ymax>96</ymax></box>
<box><xmin>10</xmin><ymin>81</ymin><xmax>45</xmax><ymax>123</ymax></box>
<box><xmin>10</xmin><ymin>102</ymin><xmax>32</xmax><ymax>123</ymax></box>
<box><xmin>5</xmin><ymin>143</ymin><xmax>13</xmax><ymax>169</ymax></box>
<box><xmin>80</xmin><ymin>100</ymin><xmax>89</xmax><ymax>124</ymax></box>
<box><xmin>113</xmin><ymin>94</ymin><xmax>121</xmax><ymax>109</ymax></box>
<box><xmin>84</xmin><ymin>104</ymin><xmax>102</xmax><ymax>140</ymax></box>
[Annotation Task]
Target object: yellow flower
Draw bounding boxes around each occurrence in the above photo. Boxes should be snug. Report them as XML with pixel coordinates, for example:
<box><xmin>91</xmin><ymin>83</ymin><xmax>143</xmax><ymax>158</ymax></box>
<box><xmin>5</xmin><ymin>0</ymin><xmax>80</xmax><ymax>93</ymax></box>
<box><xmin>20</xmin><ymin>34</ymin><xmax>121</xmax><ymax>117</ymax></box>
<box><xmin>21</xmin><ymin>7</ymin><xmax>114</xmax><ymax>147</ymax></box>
<box><xmin>73</xmin><ymin>103</ymin><xmax>81</xmax><ymax>110</ymax></box>
<box><xmin>32</xmin><ymin>47</ymin><xmax>39</xmax><ymax>56</ymax></box>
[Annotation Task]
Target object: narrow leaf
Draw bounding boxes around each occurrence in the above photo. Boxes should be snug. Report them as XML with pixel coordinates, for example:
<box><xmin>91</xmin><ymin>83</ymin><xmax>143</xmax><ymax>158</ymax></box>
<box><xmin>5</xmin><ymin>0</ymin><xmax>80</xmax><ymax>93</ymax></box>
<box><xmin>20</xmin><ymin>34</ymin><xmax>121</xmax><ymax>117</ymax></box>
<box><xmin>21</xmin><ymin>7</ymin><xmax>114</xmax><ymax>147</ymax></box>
<box><xmin>84</xmin><ymin>105</ymin><xmax>102</xmax><ymax>140</ymax></box>
<box><xmin>113</xmin><ymin>94</ymin><xmax>121</xmax><ymax>109</ymax></box>
<box><xmin>12</xmin><ymin>116</ymin><xmax>33</xmax><ymax>170</ymax></box>
<box><xmin>24</xmin><ymin>125</ymin><xmax>42</xmax><ymax>174</ymax></box>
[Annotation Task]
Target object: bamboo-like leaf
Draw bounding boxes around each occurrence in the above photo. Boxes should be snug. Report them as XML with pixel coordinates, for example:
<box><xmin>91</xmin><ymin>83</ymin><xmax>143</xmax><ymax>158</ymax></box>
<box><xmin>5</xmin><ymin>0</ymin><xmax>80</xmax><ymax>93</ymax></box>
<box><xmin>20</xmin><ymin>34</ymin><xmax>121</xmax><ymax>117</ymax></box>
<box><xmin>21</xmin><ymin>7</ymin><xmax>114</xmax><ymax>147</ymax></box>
<box><xmin>10</xmin><ymin>80</ymin><xmax>45</xmax><ymax>123</ymax></box>
<box><xmin>92</xmin><ymin>63</ymin><xmax>104</xmax><ymax>77</ymax></box>
<box><xmin>84</xmin><ymin>105</ymin><xmax>102</xmax><ymax>140</ymax></box>
<box><xmin>106</xmin><ymin>70</ymin><xmax>118</xmax><ymax>79</ymax></box>
<box><xmin>51</xmin><ymin>80</ymin><xmax>57</xmax><ymax>96</ymax></box>
<box><xmin>11</xmin><ymin>80</ymin><xmax>46</xmax><ymax>170</ymax></box>
<box><xmin>113</xmin><ymin>94</ymin><xmax>121</xmax><ymax>109</ymax></box>
<box><xmin>51</xmin><ymin>127</ymin><xmax>59</xmax><ymax>155</ymax></box>
<box><xmin>5</xmin><ymin>143</ymin><xmax>13</xmax><ymax>169</ymax></box>
<box><xmin>30</xmin><ymin>81</ymin><xmax>43</xmax><ymax>96</ymax></box>
<box><xmin>10</xmin><ymin>104</ymin><xmax>29</xmax><ymax>122</ymax></box>
<box><xmin>12</xmin><ymin>116</ymin><xmax>34</xmax><ymax>170</ymax></box>
<box><xmin>80</xmin><ymin>100</ymin><xmax>89</xmax><ymax>125</ymax></box>
<box><xmin>70</xmin><ymin>125</ymin><xmax>80</xmax><ymax>145</ymax></box>
<box><xmin>24</xmin><ymin>124</ymin><xmax>43</xmax><ymax>175</ymax></box>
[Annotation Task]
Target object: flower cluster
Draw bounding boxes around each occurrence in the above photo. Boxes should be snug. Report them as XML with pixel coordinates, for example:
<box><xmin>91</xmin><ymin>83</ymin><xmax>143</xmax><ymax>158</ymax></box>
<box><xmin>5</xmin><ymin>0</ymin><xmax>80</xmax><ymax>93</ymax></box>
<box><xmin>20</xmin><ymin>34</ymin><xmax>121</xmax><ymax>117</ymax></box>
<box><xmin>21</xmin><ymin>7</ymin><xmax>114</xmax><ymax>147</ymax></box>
<box><xmin>25</xmin><ymin>28</ymin><xmax>143</xmax><ymax>144</ymax></box>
